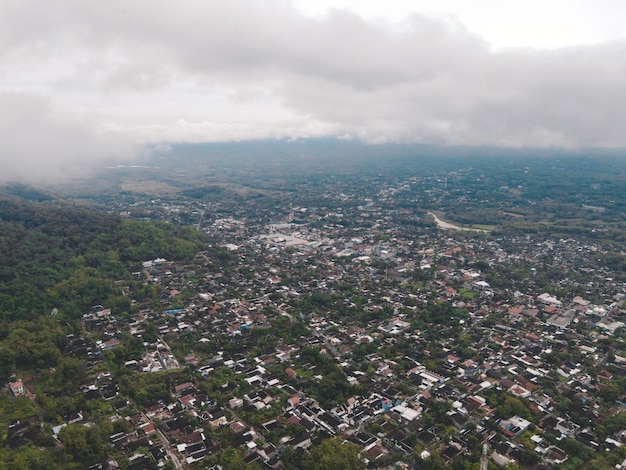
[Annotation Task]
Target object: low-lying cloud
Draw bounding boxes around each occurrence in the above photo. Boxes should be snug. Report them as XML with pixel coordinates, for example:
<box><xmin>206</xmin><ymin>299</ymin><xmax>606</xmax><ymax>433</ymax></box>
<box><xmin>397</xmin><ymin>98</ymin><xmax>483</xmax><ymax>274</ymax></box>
<box><xmin>0</xmin><ymin>91</ymin><xmax>136</xmax><ymax>183</ymax></box>
<box><xmin>1</xmin><ymin>0</ymin><xmax>625</xmax><ymax>182</ymax></box>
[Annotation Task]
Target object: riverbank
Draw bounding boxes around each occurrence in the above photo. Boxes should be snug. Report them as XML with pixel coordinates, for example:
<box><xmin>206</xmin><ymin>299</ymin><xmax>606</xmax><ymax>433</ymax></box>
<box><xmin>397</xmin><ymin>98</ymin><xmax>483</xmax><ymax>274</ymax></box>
<box><xmin>428</xmin><ymin>212</ymin><xmax>489</xmax><ymax>232</ymax></box>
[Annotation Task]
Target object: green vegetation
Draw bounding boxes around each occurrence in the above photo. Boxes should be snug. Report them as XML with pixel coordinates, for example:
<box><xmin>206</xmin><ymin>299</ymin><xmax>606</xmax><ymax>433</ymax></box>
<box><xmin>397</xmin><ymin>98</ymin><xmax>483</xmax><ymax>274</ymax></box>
<box><xmin>0</xmin><ymin>195</ymin><xmax>213</xmax><ymax>468</ymax></box>
<box><xmin>1</xmin><ymin>148</ymin><xmax>625</xmax><ymax>469</ymax></box>
<box><xmin>0</xmin><ymin>196</ymin><xmax>207</xmax><ymax>319</ymax></box>
<box><xmin>303</xmin><ymin>437</ymin><xmax>365</xmax><ymax>470</ymax></box>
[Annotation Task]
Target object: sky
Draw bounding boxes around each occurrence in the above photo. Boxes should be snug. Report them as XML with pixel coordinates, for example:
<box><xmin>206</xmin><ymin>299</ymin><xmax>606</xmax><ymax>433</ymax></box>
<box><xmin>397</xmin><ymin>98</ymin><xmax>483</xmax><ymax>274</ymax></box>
<box><xmin>1</xmin><ymin>0</ymin><xmax>626</xmax><ymax>182</ymax></box>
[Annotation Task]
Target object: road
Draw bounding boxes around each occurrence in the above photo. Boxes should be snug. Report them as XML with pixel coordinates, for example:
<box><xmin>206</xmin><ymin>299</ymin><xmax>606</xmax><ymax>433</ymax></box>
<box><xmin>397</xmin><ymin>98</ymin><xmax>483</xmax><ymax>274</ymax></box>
<box><xmin>196</xmin><ymin>210</ymin><xmax>205</xmax><ymax>231</ymax></box>
<box><xmin>142</xmin><ymin>411</ymin><xmax>184</xmax><ymax>470</ymax></box>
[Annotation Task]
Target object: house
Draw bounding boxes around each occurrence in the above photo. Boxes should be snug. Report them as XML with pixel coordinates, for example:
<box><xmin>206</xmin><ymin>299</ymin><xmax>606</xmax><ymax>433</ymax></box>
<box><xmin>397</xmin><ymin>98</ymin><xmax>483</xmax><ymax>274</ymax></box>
<box><xmin>9</xmin><ymin>380</ymin><xmax>24</xmax><ymax>396</ymax></box>
<box><xmin>180</xmin><ymin>394</ymin><xmax>197</xmax><ymax>408</ymax></box>
<box><xmin>208</xmin><ymin>409</ymin><xmax>228</xmax><ymax>430</ymax></box>
<box><xmin>288</xmin><ymin>433</ymin><xmax>312</xmax><ymax>450</ymax></box>
<box><xmin>174</xmin><ymin>382</ymin><xmax>195</xmax><ymax>396</ymax></box>
<box><xmin>391</xmin><ymin>404</ymin><xmax>421</xmax><ymax>423</ymax></box>
<box><xmin>286</xmin><ymin>396</ymin><xmax>300</xmax><ymax>409</ymax></box>
<box><xmin>536</xmin><ymin>293</ymin><xmax>562</xmax><ymax>306</ymax></box>
<box><xmin>597</xmin><ymin>370</ymin><xmax>614</xmax><ymax>382</ymax></box>
<box><xmin>229</xmin><ymin>398</ymin><xmax>244</xmax><ymax>409</ymax></box>
<box><xmin>543</xmin><ymin>446</ymin><xmax>568</xmax><ymax>465</ymax></box>
<box><xmin>509</xmin><ymin>384</ymin><xmax>531</xmax><ymax>398</ymax></box>
<box><xmin>230</xmin><ymin>421</ymin><xmax>246</xmax><ymax>434</ymax></box>
<box><xmin>499</xmin><ymin>415</ymin><xmax>531</xmax><ymax>438</ymax></box>
<box><xmin>491</xmin><ymin>452</ymin><xmax>516</xmax><ymax>467</ymax></box>
<box><xmin>100</xmin><ymin>338</ymin><xmax>121</xmax><ymax>351</ymax></box>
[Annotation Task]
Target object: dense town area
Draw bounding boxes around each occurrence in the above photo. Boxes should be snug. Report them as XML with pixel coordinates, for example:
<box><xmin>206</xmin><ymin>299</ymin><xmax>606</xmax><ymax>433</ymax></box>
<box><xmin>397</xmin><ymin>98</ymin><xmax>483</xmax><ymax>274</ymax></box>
<box><xmin>2</xmin><ymin>145</ymin><xmax>626</xmax><ymax>469</ymax></box>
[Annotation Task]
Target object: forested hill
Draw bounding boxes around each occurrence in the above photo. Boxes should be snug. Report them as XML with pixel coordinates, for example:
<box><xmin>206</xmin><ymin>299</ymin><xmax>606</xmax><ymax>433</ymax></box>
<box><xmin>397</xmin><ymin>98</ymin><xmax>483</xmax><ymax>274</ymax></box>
<box><xmin>0</xmin><ymin>195</ymin><xmax>207</xmax><ymax>319</ymax></box>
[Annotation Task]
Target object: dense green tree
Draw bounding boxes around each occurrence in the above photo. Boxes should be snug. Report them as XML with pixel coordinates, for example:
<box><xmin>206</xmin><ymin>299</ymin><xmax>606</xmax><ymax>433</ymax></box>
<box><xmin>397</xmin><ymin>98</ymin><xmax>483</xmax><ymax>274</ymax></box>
<box><xmin>281</xmin><ymin>446</ymin><xmax>306</xmax><ymax>469</ymax></box>
<box><xmin>303</xmin><ymin>438</ymin><xmax>365</xmax><ymax>470</ymax></box>
<box><xmin>217</xmin><ymin>447</ymin><xmax>261</xmax><ymax>470</ymax></box>
<box><xmin>0</xmin><ymin>196</ymin><xmax>208</xmax><ymax>319</ymax></box>
<box><xmin>495</xmin><ymin>396</ymin><xmax>533</xmax><ymax>421</ymax></box>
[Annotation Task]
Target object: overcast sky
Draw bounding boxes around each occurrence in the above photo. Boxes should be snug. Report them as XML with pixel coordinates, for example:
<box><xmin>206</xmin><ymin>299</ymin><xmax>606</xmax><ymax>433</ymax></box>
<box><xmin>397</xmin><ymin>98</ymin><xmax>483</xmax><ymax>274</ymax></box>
<box><xmin>1</xmin><ymin>0</ymin><xmax>626</xmax><ymax>182</ymax></box>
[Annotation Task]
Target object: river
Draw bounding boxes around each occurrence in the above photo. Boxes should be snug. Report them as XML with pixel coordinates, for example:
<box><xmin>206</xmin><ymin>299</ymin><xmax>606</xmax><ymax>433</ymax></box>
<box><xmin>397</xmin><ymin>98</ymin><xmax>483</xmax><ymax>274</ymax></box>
<box><xmin>428</xmin><ymin>212</ymin><xmax>487</xmax><ymax>232</ymax></box>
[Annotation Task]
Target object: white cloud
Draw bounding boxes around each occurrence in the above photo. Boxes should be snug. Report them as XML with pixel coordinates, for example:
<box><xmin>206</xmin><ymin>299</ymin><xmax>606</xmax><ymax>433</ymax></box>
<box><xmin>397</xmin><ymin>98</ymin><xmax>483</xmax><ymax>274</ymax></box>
<box><xmin>0</xmin><ymin>91</ymin><xmax>136</xmax><ymax>183</ymax></box>
<box><xmin>292</xmin><ymin>0</ymin><xmax>626</xmax><ymax>49</ymax></box>
<box><xmin>0</xmin><ymin>0</ymin><xmax>625</xmax><ymax>183</ymax></box>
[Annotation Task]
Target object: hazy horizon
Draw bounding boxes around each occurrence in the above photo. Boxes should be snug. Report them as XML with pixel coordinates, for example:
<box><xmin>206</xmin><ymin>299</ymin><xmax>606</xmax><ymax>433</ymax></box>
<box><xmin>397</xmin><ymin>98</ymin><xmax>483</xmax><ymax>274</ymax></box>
<box><xmin>2</xmin><ymin>0</ymin><xmax>626</xmax><ymax>183</ymax></box>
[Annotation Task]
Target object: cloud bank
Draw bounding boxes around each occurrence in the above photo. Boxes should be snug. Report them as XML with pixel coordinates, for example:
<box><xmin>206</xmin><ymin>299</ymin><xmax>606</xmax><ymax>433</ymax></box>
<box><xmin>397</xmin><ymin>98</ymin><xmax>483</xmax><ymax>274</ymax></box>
<box><xmin>1</xmin><ymin>0</ymin><xmax>625</xmax><ymax>181</ymax></box>
<box><xmin>0</xmin><ymin>91</ymin><xmax>136</xmax><ymax>183</ymax></box>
